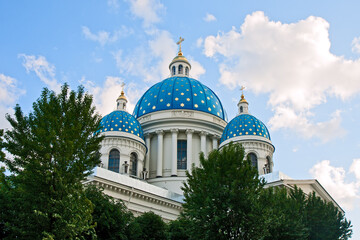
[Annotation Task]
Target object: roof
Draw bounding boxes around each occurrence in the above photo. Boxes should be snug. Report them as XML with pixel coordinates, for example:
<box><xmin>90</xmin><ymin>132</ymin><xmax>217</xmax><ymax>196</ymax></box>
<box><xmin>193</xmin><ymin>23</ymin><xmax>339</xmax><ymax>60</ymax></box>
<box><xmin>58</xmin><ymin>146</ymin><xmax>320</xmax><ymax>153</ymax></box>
<box><xmin>221</xmin><ymin>113</ymin><xmax>270</xmax><ymax>143</ymax></box>
<box><xmin>98</xmin><ymin>110</ymin><xmax>144</xmax><ymax>139</ymax></box>
<box><xmin>133</xmin><ymin>76</ymin><xmax>227</xmax><ymax>121</ymax></box>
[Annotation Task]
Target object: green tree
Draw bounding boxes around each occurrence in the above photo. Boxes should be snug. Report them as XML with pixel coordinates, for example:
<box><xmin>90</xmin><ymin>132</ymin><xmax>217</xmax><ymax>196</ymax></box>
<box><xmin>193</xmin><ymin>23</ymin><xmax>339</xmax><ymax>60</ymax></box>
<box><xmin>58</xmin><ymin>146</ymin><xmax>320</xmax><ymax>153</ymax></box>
<box><xmin>304</xmin><ymin>191</ymin><xmax>352</xmax><ymax>240</ymax></box>
<box><xmin>167</xmin><ymin>217</ymin><xmax>191</xmax><ymax>240</ymax></box>
<box><xmin>0</xmin><ymin>84</ymin><xmax>103</xmax><ymax>239</ymax></box>
<box><xmin>181</xmin><ymin>143</ymin><xmax>268</xmax><ymax>240</ymax></box>
<box><xmin>128</xmin><ymin>211</ymin><xmax>167</xmax><ymax>240</ymax></box>
<box><xmin>261</xmin><ymin>187</ymin><xmax>308</xmax><ymax>240</ymax></box>
<box><xmin>0</xmin><ymin>165</ymin><xmax>9</xmax><ymax>239</ymax></box>
<box><xmin>262</xmin><ymin>186</ymin><xmax>352</xmax><ymax>240</ymax></box>
<box><xmin>84</xmin><ymin>184</ymin><xmax>132</xmax><ymax>240</ymax></box>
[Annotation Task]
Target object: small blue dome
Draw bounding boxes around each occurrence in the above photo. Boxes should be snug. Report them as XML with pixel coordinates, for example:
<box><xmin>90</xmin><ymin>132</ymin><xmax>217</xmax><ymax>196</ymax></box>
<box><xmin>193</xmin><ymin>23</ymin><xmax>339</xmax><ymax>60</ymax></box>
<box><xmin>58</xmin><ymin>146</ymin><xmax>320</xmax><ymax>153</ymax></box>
<box><xmin>220</xmin><ymin>114</ymin><xmax>270</xmax><ymax>143</ymax></box>
<box><xmin>99</xmin><ymin>110</ymin><xmax>144</xmax><ymax>139</ymax></box>
<box><xmin>133</xmin><ymin>76</ymin><xmax>227</xmax><ymax>121</ymax></box>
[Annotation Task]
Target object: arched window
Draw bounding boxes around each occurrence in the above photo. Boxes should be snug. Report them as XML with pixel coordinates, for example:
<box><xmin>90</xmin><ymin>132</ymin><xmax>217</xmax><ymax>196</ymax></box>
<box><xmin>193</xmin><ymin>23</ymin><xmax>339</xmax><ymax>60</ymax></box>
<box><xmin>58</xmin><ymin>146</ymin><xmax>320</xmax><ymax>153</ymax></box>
<box><xmin>172</xmin><ymin>66</ymin><xmax>176</xmax><ymax>75</ymax></box>
<box><xmin>185</xmin><ymin>67</ymin><xmax>189</xmax><ymax>76</ymax></box>
<box><xmin>240</xmin><ymin>106</ymin><xmax>243</xmax><ymax>113</ymax></box>
<box><xmin>178</xmin><ymin>64</ymin><xmax>183</xmax><ymax>74</ymax></box>
<box><xmin>248</xmin><ymin>153</ymin><xmax>258</xmax><ymax>170</ymax></box>
<box><xmin>109</xmin><ymin>149</ymin><xmax>120</xmax><ymax>173</ymax></box>
<box><xmin>265</xmin><ymin>156</ymin><xmax>271</xmax><ymax>174</ymax></box>
<box><xmin>130</xmin><ymin>152</ymin><xmax>137</xmax><ymax>176</ymax></box>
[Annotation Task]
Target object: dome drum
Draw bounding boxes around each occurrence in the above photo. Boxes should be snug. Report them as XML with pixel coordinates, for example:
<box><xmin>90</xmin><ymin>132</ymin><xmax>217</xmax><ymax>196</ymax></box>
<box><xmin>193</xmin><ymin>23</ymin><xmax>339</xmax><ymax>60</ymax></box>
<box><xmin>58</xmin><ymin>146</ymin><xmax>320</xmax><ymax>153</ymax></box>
<box><xmin>220</xmin><ymin>113</ymin><xmax>275</xmax><ymax>175</ymax></box>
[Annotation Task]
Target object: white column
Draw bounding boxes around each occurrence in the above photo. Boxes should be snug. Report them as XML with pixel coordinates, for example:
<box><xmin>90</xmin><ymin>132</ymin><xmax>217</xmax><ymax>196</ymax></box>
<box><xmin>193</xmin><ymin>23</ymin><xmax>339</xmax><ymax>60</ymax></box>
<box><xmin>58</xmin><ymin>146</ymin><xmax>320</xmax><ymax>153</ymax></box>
<box><xmin>145</xmin><ymin>133</ymin><xmax>151</xmax><ymax>173</ymax></box>
<box><xmin>186</xmin><ymin>129</ymin><xmax>194</xmax><ymax>171</ymax></box>
<box><xmin>171</xmin><ymin>129</ymin><xmax>179</xmax><ymax>176</ymax></box>
<box><xmin>200</xmin><ymin>131</ymin><xmax>207</xmax><ymax>158</ymax></box>
<box><xmin>212</xmin><ymin>135</ymin><xmax>219</xmax><ymax>150</ymax></box>
<box><xmin>156</xmin><ymin>130</ymin><xmax>164</xmax><ymax>177</ymax></box>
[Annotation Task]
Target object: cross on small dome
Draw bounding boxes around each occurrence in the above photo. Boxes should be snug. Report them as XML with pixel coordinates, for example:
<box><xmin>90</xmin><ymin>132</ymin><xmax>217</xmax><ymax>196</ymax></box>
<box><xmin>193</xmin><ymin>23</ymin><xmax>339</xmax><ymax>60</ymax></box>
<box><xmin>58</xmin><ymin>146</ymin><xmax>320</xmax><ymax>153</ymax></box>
<box><xmin>238</xmin><ymin>86</ymin><xmax>249</xmax><ymax>115</ymax></box>
<box><xmin>169</xmin><ymin>37</ymin><xmax>191</xmax><ymax>77</ymax></box>
<box><xmin>117</xmin><ymin>83</ymin><xmax>128</xmax><ymax>111</ymax></box>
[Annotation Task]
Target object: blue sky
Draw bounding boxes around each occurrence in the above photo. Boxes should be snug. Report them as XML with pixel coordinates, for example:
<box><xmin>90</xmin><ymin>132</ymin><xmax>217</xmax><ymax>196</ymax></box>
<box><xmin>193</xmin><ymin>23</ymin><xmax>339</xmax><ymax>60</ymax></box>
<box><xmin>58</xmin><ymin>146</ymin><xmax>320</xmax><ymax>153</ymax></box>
<box><xmin>1</xmin><ymin>0</ymin><xmax>360</xmax><ymax>237</ymax></box>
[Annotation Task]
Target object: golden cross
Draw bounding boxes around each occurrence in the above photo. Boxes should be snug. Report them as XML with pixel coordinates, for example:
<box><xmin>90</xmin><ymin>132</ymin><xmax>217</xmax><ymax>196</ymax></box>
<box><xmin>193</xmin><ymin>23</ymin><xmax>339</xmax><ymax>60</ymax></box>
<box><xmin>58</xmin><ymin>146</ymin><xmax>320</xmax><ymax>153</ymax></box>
<box><xmin>240</xmin><ymin>86</ymin><xmax>245</xmax><ymax>94</ymax></box>
<box><xmin>120</xmin><ymin>82</ymin><xmax>125</xmax><ymax>94</ymax></box>
<box><xmin>177</xmin><ymin>37</ymin><xmax>184</xmax><ymax>53</ymax></box>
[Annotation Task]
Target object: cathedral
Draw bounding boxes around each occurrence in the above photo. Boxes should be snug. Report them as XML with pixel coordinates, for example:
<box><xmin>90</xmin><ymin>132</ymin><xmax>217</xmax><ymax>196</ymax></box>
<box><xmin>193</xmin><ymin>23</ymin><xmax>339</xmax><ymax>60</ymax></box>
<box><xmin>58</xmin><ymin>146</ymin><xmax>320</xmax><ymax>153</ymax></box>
<box><xmin>87</xmin><ymin>41</ymin><xmax>343</xmax><ymax>221</ymax></box>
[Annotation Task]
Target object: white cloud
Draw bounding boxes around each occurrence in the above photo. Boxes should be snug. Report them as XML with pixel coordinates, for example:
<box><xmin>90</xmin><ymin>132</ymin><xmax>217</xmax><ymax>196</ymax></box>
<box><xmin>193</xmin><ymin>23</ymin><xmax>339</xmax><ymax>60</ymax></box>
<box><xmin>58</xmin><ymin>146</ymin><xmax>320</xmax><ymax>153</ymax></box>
<box><xmin>204</xmin><ymin>13</ymin><xmax>216</xmax><ymax>22</ymax></box>
<box><xmin>82</xmin><ymin>26</ymin><xmax>133</xmax><ymax>46</ymax></box>
<box><xmin>310</xmin><ymin>159</ymin><xmax>360</xmax><ymax>210</ymax></box>
<box><xmin>113</xmin><ymin>30</ymin><xmax>206</xmax><ymax>82</ymax></box>
<box><xmin>107</xmin><ymin>0</ymin><xmax>120</xmax><ymax>9</ymax></box>
<box><xmin>269</xmin><ymin>107</ymin><xmax>345</xmax><ymax>142</ymax></box>
<box><xmin>352</xmin><ymin>37</ymin><xmax>360</xmax><ymax>54</ymax></box>
<box><xmin>81</xmin><ymin>76</ymin><xmax>145</xmax><ymax>115</ymax></box>
<box><xmin>202</xmin><ymin>11</ymin><xmax>360</xmax><ymax>141</ymax></box>
<box><xmin>188</xmin><ymin>57</ymin><xmax>206</xmax><ymax>79</ymax></box>
<box><xmin>127</xmin><ymin>0</ymin><xmax>165</xmax><ymax>27</ymax></box>
<box><xmin>349</xmin><ymin>159</ymin><xmax>360</xmax><ymax>181</ymax></box>
<box><xmin>196</xmin><ymin>37</ymin><xmax>203</xmax><ymax>48</ymax></box>
<box><xmin>0</xmin><ymin>74</ymin><xmax>25</xmax><ymax>130</ymax></box>
<box><xmin>19</xmin><ymin>54</ymin><xmax>61</xmax><ymax>92</ymax></box>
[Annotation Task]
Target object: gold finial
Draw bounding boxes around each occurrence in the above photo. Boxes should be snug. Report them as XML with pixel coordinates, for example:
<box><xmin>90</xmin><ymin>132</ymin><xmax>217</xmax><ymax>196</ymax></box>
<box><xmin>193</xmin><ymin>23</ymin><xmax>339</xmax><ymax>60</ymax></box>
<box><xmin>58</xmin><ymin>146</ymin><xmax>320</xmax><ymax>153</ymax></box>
<box><xmin>177</xmin><ymin>37</ymin><xmax>184</xmax><ymax>56</ymax></box>
<box><xmin>117</xmin><ymin>83</ymin><xmax>127</xmax><ymax>100</ymax></box>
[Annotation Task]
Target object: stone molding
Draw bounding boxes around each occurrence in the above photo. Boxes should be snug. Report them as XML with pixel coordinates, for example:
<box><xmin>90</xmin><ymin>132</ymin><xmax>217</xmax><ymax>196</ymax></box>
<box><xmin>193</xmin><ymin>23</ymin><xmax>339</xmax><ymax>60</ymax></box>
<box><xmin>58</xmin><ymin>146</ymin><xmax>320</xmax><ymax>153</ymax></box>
<box><xmin>87</xmin><ymin>180</ymin><xmax>183</xmax><ymax>210</ymax></box>
<box><xmin>171</xmin><ymin>110</ymin><xmax>194</xmax><ymax>118</ymax></box>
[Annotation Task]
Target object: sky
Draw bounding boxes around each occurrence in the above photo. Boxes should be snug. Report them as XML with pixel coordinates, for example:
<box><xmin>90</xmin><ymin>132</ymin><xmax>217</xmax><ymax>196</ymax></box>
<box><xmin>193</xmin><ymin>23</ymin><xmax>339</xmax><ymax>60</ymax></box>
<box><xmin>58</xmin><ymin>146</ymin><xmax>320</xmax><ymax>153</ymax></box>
<box><xmin>1</xmin><ymin>0</ymin><xmax>360</xmax><ymax>237</ymax></box>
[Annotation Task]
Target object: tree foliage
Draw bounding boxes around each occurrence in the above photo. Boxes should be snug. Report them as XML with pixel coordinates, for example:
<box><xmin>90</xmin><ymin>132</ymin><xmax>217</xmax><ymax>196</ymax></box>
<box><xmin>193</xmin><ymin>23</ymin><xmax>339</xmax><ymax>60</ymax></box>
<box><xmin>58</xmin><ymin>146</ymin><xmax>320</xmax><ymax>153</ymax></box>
<box><xmin>0</xmin><ymin>84</ymin><xmax>103</xmax><ymax>239</ymax></box>
<box><xmin>262</xmin><ymin>186</ymin><xmax>353</xmax><ymax>240</ymax></box>
<box><xmin>182</xmin><ymin>143</ymin><xmax>268</xmax><ymax>240</ymax></box>
<box><xmin>167</xmin><ymin>217</ymin><xmax>191</xmax><ymax>240</ymax></box>
<box><xmin>181</xmin><ymin>143</ymin><xmax>352</xmax><ymax>240</ymax></box>
<box><xmin>84</xmin><ymin>184</ymin><xmax>132</xmax><ymax>240</ymax></box>
<box><xmin>261</xmin><ymin>187</ymin><xmax>309</xmax><ymax>240</ymax></box>
<box><xmin>305</xmin><ymin>190</ymin><xmax>352</xmax><ymax>240</ymax></box>
<box><xmin>128</xmin><ymin>211</ymin><xmax>167</xmax><ymax>240</ymax></box>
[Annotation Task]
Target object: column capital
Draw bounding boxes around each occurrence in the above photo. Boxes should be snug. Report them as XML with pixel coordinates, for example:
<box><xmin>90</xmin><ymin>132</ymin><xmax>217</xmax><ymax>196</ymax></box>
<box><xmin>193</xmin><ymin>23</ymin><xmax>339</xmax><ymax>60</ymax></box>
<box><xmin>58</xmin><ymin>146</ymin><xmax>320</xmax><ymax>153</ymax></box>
<box><xmin>200</xmin><ymin>131</ymin><xmax>208</xmax><ymax>136</ymax></box>
<box><xmin>186</xmin><ymin>129</ymin><xmax>194</xmax><ymax>134</ymax></box>
<box><xmin>155</xmin><ymin>130</ymin><xmax>164</xmax><ymax>135</ymax></box>
<box><xmin>144</xmin><ymin>132</ymin><xmax>152</xmax><ymax>138</ymax></box>
<box><xmin>212</xmin><ymin>134</ymin><xmax>221</xmax><ymax>139</ymax></box>
<box><xmin>170</xmin><ymin>128</ymin><xmax>179</xmax><ymax>133</ymax></box>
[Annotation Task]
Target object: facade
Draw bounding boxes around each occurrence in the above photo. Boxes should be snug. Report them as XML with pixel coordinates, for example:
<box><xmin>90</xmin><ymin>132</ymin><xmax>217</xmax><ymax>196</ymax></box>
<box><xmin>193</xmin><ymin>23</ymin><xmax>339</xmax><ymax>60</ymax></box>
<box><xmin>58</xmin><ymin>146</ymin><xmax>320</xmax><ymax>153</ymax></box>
<box><xmin>87</xmin><ymin>46</ymin><xmax>343</xmax><ymax>220</ymax></box>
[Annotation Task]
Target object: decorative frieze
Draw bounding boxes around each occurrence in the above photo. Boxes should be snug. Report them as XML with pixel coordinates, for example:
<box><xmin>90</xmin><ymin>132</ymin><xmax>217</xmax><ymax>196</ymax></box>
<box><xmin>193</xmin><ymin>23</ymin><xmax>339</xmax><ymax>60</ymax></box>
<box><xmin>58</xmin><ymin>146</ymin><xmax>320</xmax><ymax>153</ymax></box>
<box><xmin>139</xmin><ymin>115</ymin><xmax>151</xmax><ymax>123</ymax></box>
<box><xmin>213</xmin><ymin>117</ymin><xmax>227</xmax><ymax>127</ymax></box>
<box><xmin>172</xmin><ymin>110</ymin><xmax>194</xmax><ymax>118</ymax></box>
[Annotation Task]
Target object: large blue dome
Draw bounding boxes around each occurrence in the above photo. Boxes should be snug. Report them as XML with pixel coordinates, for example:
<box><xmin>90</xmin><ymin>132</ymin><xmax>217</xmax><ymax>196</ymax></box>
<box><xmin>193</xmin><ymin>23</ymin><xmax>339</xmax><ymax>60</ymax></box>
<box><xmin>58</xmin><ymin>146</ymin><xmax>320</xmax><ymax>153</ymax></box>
<box><xmin>99</xmin><ymin>110</ymin><xmax>144</xmax><ymax>139</ymax></box>
<box><xmin>221</xmin><ymin>114</ymin><xmax>270</xmax><ymax>143</ymax></box>
<box><xmin>133</xmin><ymin>76</ymin><xmax>227</xmax><ymax>121</ymax></box>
